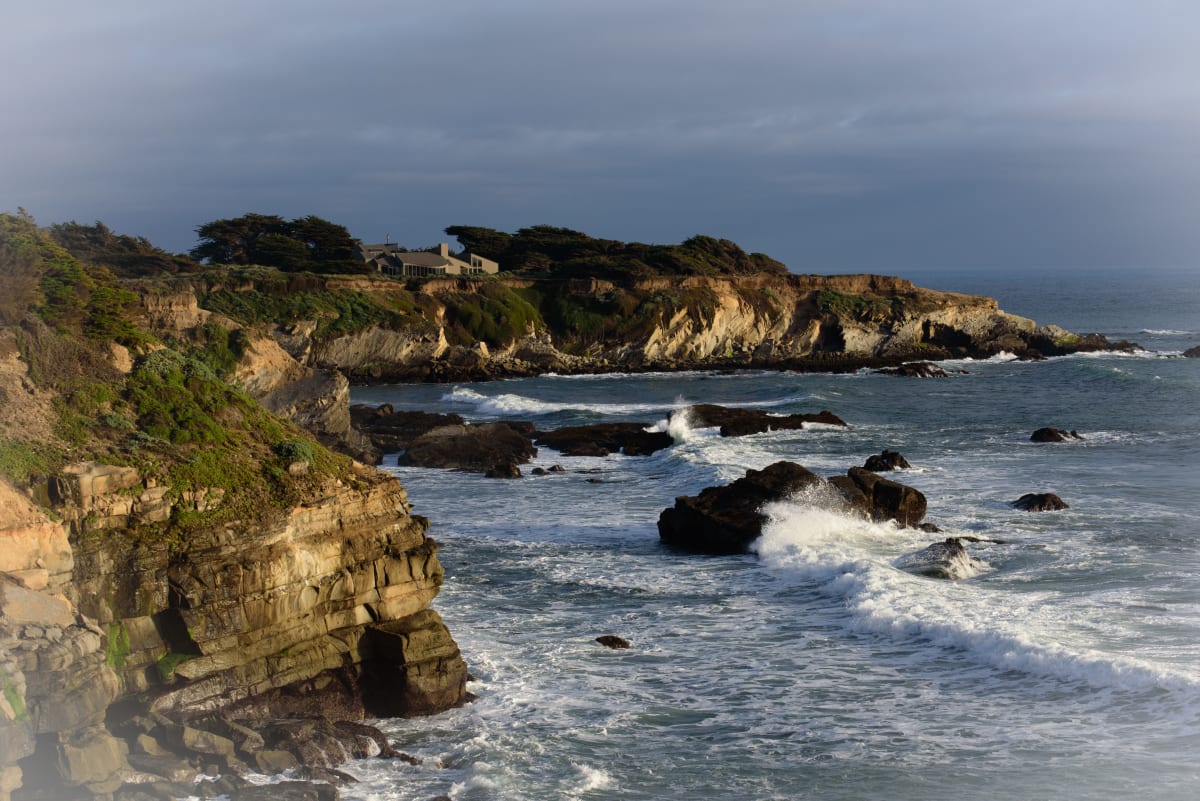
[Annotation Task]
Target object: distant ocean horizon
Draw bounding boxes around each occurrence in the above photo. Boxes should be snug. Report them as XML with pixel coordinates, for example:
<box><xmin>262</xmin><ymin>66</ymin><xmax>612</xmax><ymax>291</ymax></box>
<box><xmin>320</xmin><ymin>266</ymin><xmax>1200</xmax><ymax>801</ymax></box>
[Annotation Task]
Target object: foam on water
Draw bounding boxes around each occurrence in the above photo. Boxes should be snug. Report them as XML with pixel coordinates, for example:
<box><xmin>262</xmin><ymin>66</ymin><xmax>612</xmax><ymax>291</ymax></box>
<box><xmin>752</xmin><ymin>493</ymin><xmax>1200</xmax><ymax>695</ymax></box>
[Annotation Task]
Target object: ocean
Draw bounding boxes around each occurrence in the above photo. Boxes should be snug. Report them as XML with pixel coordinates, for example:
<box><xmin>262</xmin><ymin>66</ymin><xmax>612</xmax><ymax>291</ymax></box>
<box><xmin>335</xmin><ymin>268</ymin><xmax>1199</xmax><ymax>800</ymax></box>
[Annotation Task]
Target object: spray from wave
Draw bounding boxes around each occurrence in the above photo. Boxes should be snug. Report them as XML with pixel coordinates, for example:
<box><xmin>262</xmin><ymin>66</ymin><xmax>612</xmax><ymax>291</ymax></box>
<box><xmin>751</xmin><ymin>489</ymin><xmax>1199</xmax><ymax>694</ymax></box>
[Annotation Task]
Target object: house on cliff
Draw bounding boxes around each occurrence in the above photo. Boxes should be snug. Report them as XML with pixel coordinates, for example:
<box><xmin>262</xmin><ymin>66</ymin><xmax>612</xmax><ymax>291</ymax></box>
<box><xmin>358</xmin><ymin>242</ymin><xmax>499</xmax><ymax>278</ymax></box>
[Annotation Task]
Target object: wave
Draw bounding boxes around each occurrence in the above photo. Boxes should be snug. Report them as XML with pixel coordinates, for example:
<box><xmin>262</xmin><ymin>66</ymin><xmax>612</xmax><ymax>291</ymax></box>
<box><xmin>1140</xmin><ymin>329</ymin><xmax>1197</xmax><ymax>336</ymax></box>
<box><xmin>752</xmin><ymin>491</ymin><xmax>1199</xmax><ymax>694</ymax></box>
<box><xmin>444</xmin><ymin>386</ymin><xmax>821</xmax><ymax>419</ymax></box>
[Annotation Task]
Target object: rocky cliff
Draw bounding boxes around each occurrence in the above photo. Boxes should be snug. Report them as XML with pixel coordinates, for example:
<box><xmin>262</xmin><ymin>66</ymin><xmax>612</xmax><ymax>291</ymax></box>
<box><xmin>185</xmin><ymin>270</ymin><xmax>1127</xmax><ymax>385</ymax></box>
<box><xmin>0</xmin><ymin>215</ymin><xmax>469</xmax><ymax>800</ymax></box>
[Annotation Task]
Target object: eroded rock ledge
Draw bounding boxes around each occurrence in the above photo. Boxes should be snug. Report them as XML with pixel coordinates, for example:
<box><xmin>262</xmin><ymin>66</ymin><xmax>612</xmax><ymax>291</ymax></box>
<box><xmin>1</xmin><ymin>462</ymin><xmax>468</xmax><ymax>800</ymax></box>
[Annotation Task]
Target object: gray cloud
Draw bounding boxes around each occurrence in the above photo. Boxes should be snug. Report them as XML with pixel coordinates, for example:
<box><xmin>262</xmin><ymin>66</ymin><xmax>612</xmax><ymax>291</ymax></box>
<box><xmin>3</xmin><ymin>0</ymin><xmax>1199</xmax><ymax>271</ymax></box>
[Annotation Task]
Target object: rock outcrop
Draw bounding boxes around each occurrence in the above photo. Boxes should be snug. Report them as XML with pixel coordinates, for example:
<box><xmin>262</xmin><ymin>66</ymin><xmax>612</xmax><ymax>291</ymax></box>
<box><xmin>673</xmin><ymin>404</ymin><xmax>847</xmax><ymax>437</ymax></box>
<box><xmin>0</xmin><ymin>458</ymin><xmax>469</xmax><ymax>798</ymax></box>
<box><xmin>658</xmin><ymin>461</ymin><xmax>929</xmax><ymax>555</ymax></box>
<box><xmin>894</xmin><ymin>537</ymin><xmax>982</xmax><ymax>580</ymax></box>
<box><xmin>1012</xmin><ymin>493</ymin><xmax>1069</xmax><ymax>511</ymax></box>
<box><xmin>862</xmin><ymin>450</ymin><xmax>911</xmax><ymax>471</ymax></box>
<box><xmin>399</xmin><ymin>422</ymin><xmax>537</xmax><ymax>472</ymax></box>
<box><xmin>876</xmin><ymin>362</ymin><xmax>949</xmax><ymax>378</ymax></box>
<box><xmin>534</xmin><ymin>424</ymin><xmax>673</xmax><ymax>457</ymax></box>
<box><xmin>658</xmin><ymin>462</ymin><xmax>824</xmax><ymax>554</ymax></box>
<box><xmin>1031</xmin><ymin>427</ymin><xmax>1083</xmax><ymax>442</ymax></box>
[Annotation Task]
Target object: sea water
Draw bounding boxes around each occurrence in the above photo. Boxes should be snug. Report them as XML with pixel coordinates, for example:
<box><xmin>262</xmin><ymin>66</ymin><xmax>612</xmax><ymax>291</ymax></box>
<box><xmin>336</xmin><ymin>268</ymin><xmax>1199</xmax><ymax>800</ymax></box>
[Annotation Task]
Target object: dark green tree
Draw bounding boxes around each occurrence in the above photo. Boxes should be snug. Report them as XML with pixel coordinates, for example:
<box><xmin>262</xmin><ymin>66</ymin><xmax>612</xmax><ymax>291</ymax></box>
<box><xmin>190</xmin><ymin>214</ymin><xmax>288</xmax><ymax>264</ymax></box>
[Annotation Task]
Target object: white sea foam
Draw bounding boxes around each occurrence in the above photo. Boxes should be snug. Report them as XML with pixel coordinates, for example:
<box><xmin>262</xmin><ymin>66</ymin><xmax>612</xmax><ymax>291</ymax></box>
<box><xmin>752</xmin><ymin>495</ymin><xmax>1199</xmax><ymax>694</ymax></box>
<box><xmin>443</xmin><ymin>386</ymin><xmax>819</xmax><ymax>418</ymax></box>
<box><xmin>1140</xmin><ymin>329</ymin><xmax>1196</xmax><ymax>335</ymax></box>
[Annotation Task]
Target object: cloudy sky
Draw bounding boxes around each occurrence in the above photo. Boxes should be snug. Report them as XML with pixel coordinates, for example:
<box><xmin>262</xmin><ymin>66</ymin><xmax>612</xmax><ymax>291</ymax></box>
<box><xmin>3</xmin><ymin>1</ymin><xmax>1198</xmax><ymax>273</ymax></box>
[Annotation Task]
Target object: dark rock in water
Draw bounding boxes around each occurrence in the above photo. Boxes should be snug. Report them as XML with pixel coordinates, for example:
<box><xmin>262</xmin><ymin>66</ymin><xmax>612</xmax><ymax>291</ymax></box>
<box><xmin>836</xmin><ymin>467</ymin><xmax>927</xmax><ymax>527</ymax></box>
<box><xmin>535</xmin><ymin>423</ymin><xmax>673</xmax><ymax>456</ymax></box>
<box><xmin>350</xmin><ymin>404</ymin><xmax>466</xmax><ymax>453</ymax></box>
<box><xmin>596</xmin><ymin>635</ymin><xmax>631</xmax><ymax>649</ymax></box>
<box><xmin>548</xmin><ymin>464</ymin><xmax>566</xmax><ymax>472</ymax></box>
<box><xmin>876</xmin><ymin>361</ymin><xmax>948</xmax><ymax>378</ymax></box>
<box><xmin>895</xmin><ymin>537</ymin><xmax>980</xmax><ymax>580</ymax></box>
<box><xmin>1013</xmin><ymin>492</ymin><xmax>1069</xmax><ymax>511</ymax></box>
<box><xmin>1031</xmin><ymin>427</ymin><xmax>1083</xmax><ymax>442</ymax></box>
<box><xmin>863</xmin><ymin>449</ymin><xmax>911</xmax><ymax>471</ymax></box>
<box><xmin>1184</xmin><ymin>346</ymin><xmax>1200</xmax><ymax>358</ymax></box>
<box><xmin>918</xmin><ymin>522</ymin><xmax>943</xmax><ymax>533</ymax></box>
<box><xmin>673</xmin><ymin>403</ymin><xmax>847</xmax><ymax>437</ymax></box>
<box><xmin>237</xmin><ymin>781</ymin><xmax>339</xmax><ymax>801</ymax></box>
<box><xmin>485</xmin><ymin>461</ymin><xmax>522</xmax><ymax>479</ymax></box>
<box><xmin>400</xmin><ymin>422</ymin><xmax>536</xmax><ymax>472</ymax></box>
<box><xmin>531</xmin><ymin>467</ymin><xmax>548</xmax><ymax>476</ymax></box>
<box><xmin>658</xmin><ymin>461</ymin><xmax>823</xmax><ymax>554</ymax></box>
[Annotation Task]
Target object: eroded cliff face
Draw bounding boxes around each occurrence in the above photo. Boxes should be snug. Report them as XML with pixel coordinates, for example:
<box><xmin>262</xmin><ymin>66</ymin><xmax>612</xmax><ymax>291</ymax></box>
<box><xmin>291</xmin><ymin>272</ymin><xmax>1100</xmax><ymax>382</ymax></box>
<box><xmin>0</xmin><ymin>461</ymin><xmax>467</xmax><ymax>798</ymax></box>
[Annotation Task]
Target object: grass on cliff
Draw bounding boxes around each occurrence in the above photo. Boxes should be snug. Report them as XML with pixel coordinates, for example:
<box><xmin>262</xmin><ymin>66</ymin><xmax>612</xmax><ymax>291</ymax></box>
<box><xmin>0</xmin><ymin>214</ymin><xmax>357</xmax><ymax>543</ymax></box>
<box><xmin>816</xmin><ymin>289</ymin><xmax>911</xmax><ymax>322</ymax></box>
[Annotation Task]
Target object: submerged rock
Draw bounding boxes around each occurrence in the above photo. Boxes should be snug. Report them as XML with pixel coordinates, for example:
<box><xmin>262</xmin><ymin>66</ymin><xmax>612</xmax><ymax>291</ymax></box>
<box><xmin>1030</xmin><ymin>427</ymin><xmax>1083</xmax><ymax>442</ymax></box>
<box><xmin>595</xmin><ymin>635</ymin><xmax>631</xmax><ymax>649</ymax></box>
<box><xmin>535</xmin><ymin>423</ymin><xmax>673</xmax><ymax>457</ymax></box>
<box><xmin>894</xmin><ymin>537</ymin><xmax>982</xmax><ymax>580</ymax></box>
<box><xmin>862</xmin><ymin>449</ymin><xmax>911</xmax><ymax>471</ymax></box>
<box><xmin>876</xmin><ymin>362</ymin><xmax>948</xmax><ymax>378</ymax></box>
<box><xmin>672</xmin><ymin>404</ymin><xmax>847</xmax><ymax>437</ymax></box>
<box><xmin>1184</xmin><ymin>346</ymin><xmax>1200</xmax><ymax>358</ymax></box>
<box><xmin>1013</xmin><ymin>492</ymin><xmax>1069</xmax><ymax>511</ymax></box>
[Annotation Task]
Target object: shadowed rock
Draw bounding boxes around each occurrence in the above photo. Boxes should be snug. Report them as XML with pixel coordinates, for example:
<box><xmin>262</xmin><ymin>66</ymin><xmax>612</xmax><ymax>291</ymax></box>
<box><xmin>831</xmin><ymin>467</ymin><xmax>927</xmax><ymax>527</ymax></box>
<box><xmin>658</xmin><ymin>461</ymin><xmax>823</xmax><ymax>554</ymax></box>
<box><xmin>1031</xmin><ymin>427</ymin><xmax>1083</xmax><ymax>442</ymax></box>
<box><xmin>595</xmin><ymin>635</ymin><xmax>631</xmax><ymax>649</ymax></box>
<box><xmin>1013</xmin><ymin>492</ymin><xmax>1069</xmax><ymax>511</ymax></box>
<box><xmin>1184</xmin><ymin>346</ymin><xmax>1200</xmax><ymax>358</ymax></box>
<box><xmin>672</xmin><ymin>404</ymin><xmax>847</xmax><ymax>437</ymax></box>
<box><xmin>400</xmin><ymin>422</ymin><xmax>536</xmax><ymax>471</ymax></box>
<box><xmin>876</xmin><ymin>361</ymin><xmax>948</xmax><ymax>378</ymax></box>
<box><xmin>350</xmin><ymin>404</ymin><xmax>466</xmax><ymax>454</ymax></box>
<box><xmin>535</xmin><ymin>423</ymin><xmax>673</xmax><ymax>456</ymax></box>
<box><xmin>862</xmin><ymin>450</ymin><xmax>911</xmax><ymax>471</ymax></box>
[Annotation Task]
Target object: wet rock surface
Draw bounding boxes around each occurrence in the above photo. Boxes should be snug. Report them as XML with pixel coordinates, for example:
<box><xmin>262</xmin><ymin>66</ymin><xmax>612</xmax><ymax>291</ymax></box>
<box><xmin>862</xmin><ymin>449</ymin><xmax>911</xmax><ymax>471</ymax></box>
<box><xmin>1013</xmin><ymin>492</ymin><xmax>1069</xmax><ymax>511</ymax></box>
<box><xmin>534</xmin><ymin>423</ymin><xmax>673</xmax><ymax>457</ymax></box>
<box><xmin>1031</xmin><ymin>427</ymin><xmax>1083</xmax><ymax>442</ymax></box>
<box><xmin>672</xmin><ymin>404</ymin><xmax>847</xmax><ymax>437</ymax></box>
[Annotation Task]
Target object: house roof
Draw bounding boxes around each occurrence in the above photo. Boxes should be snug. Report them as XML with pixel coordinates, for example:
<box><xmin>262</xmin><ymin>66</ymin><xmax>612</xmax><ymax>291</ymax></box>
<box><xmin>393</xmin><ymin>252</ymin><xmax>450</xmax><ymax>268</ymax></box>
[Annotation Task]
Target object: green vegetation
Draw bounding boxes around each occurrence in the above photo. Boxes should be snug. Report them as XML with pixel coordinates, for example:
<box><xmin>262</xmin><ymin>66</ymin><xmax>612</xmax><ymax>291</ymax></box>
<box><xmin>2</xmin><ymin>671</ymin><xmax>26</xmax><ymax>721</ymax></box>
<box><xmin>49</xmin><ymin>220</ymin><xmax>198</xmax><ymax>277</ymax></box>
<box><xmin>443</xmin><ymin>282</ymin><xmax>541</xmax><ymax>347</ymax></box>
<box><xmin>0</xmin><ymin>440</ymin><xmax>59</xmax><ymax>486</ymax></box>
<box><xmin>154</xmin><ymin>651</ymin><xmax>194</xmax><ymax>682</ymax></box>
<box><xmin>105</xmin><ymin>622</ymin><xmax>131</xmax><ymax>671</ymax></box>
<box><xmin>816</xmin><ymin>290</ymin><xmax>908</xmax><ymax>321</ymax></box>
<box><xmin>446</xmin><ymin>225</ymin><xmax>789</xmax><ymax>279</ymax></box>
<box><xmin>191</xmin><ymin>213</ymin><xmax>368</xmax><ymax>274</ymax></box>
<box><xmin>196</xmin><ymin>268</ymin><xmax>414</xmax><ymax>340</ymax></box>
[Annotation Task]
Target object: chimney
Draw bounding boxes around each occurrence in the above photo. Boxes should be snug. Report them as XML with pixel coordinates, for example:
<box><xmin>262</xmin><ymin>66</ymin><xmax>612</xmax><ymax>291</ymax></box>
<box><xmin>438</xmin><ymin>243</ymin><xmax>450</xmax><ymax>258</ymax></box>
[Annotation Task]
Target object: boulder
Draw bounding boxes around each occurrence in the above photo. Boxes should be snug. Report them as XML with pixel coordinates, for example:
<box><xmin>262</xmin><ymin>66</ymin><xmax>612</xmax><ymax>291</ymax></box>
<box><xmin>485</xmin><ymin>462</ymin><xmax>522</xmax><ymax>479</ymax></box>
<box><xmin>400</xmin><ymin>422</ymin><xmax>536</xmax><ymax>472</ymax></box>
<box><xmin>876</xmin><ymin>362</ymin><xmax>948</xmax><ymax>378</ymax></box>
<box><xmin>534</xmin><ymin>423</ymin><xmax>673</xmax><ymax>457</ymax></box>
<box><xmin>837</xmin><ymin>468</ymin><xmax>927</xmax><ymax>527</ymax></box>
<box><xmin>672</xmin><ymin>404</ymin><xmax>847</xmax><ymax>438</ymax></box>
<box><xmin>349</xmin><ymin>405</ymin><xmax>466</xmax><ymax>454</ymax></box>
<box><xmin>1012</xmin><ymin>493</ymin><xmax>1069</xmax><ymax>511</ymax></box>
<box><xmin>658</xmin><ymin>462</ymin><xmax>823</xmax><ymax>554</ymax></box>
<box><xmin>894</xmin><ymin>537</ymin><xmax>980</xmax><ymax>580</ymax></box>
<box><xmin>1031</xmin><ymin>427</ymin><xmax>1083</xmax><ymax>442</ymax></box>
<box><xmin>595</xmin><ymin>635</ymin><xmax>630</xmax><ymax>649</ymax></box>
<box><xmin>862</xmin><ymin>450</ymin><xmax>910</xmax><ymax>471</ymax></box>
<box><xmin>1184</xmin><ymin>346</ymin><xmax>1200</xmax><ymax>358</ymax></box>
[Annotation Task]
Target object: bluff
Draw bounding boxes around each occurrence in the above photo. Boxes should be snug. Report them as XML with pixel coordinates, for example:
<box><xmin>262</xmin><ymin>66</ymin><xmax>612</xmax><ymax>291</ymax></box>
<box><xmin>0</xmin><ymin>215</ymin><xmax>467</xmax><ymax>800</ymax></box>
<box><xmin>175</xmin><ymin>261</ymin><xmax>1128</xmax><ymax>386</ymax></box>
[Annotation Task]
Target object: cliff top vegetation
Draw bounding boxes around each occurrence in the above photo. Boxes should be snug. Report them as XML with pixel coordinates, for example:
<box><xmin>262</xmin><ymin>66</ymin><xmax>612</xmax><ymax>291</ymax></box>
<box><xmin>0</xmin><ymin>211</ymin><xmax>356</xmax><ymax>541</ymax></box>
